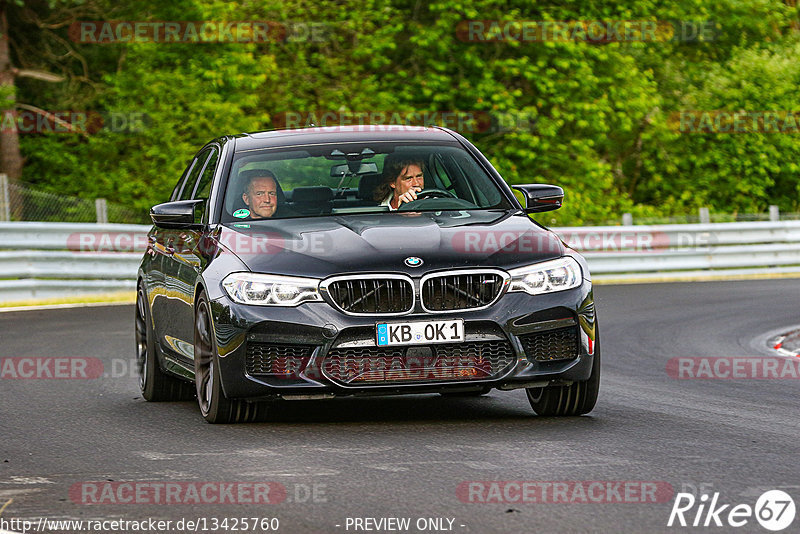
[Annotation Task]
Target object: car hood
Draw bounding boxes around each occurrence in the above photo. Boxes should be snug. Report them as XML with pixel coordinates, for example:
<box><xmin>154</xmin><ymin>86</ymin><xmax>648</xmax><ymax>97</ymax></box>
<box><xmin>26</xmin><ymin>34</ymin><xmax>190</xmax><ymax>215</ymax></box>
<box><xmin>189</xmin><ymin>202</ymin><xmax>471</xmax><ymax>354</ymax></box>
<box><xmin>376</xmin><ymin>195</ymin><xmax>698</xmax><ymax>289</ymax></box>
<box><xmin>215</xmin><ymin>210</ymin><xmax>564</xmax><ymax>278</ymax></box>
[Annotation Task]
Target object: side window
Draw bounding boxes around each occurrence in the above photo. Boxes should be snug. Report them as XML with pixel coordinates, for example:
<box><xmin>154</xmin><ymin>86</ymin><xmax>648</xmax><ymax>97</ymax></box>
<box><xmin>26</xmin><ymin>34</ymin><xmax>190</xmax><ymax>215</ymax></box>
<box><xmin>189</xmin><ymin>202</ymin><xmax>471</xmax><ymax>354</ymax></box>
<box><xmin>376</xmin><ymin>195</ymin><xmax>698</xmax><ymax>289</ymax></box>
<box><xmin>430</xmin><ymin>154</ymin><xmax>454</xmax><ymax>191</ymax></box>
<box><xmin>192</xmin><ymin>148</ymin><xmax>219</xmax><ymax>223</ymax></box>
<box><xmin>171</xmin><ymin>156</ymin><xmax>199</xmax><ymax>201</ymax></box>
<box><xmin>179</xmin><ymin>148</ymin><xmax>211</xmax><ymax>201</ymax></box>
<box><xmin>192</xmin><ymin>148</ymin><xmax>219</xmax><ymax>201</ymax></box>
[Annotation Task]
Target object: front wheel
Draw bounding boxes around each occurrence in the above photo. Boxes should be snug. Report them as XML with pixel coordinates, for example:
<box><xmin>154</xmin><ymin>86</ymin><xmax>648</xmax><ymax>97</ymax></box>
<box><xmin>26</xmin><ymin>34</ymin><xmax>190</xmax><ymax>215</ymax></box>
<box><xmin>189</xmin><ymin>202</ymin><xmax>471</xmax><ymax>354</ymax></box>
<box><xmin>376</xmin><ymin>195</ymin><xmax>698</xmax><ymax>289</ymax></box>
<box><xmin>194</xmin><ymin>293</ymin><xmax>266</xmax><ymax>424</ymax></box>
<box><xmin>526</xmin><ymin>332</ymin><xmax>600</xmax><ymax>416</ymax></box>
<box><xmin>136</xmin><ymin>283</ymin><xmax>193</xmax><ymax>401</ymax></box>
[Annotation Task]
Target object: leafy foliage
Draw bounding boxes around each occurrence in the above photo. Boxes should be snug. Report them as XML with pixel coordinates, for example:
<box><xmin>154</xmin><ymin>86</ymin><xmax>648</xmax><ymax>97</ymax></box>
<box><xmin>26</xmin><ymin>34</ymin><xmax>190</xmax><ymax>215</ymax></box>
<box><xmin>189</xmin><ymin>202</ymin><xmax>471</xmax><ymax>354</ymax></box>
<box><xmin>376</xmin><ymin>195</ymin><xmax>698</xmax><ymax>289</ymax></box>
<box><xmin>9</xmin><ymin>0</ymin><xmax>800</xmax><ymax>223</ymax></box>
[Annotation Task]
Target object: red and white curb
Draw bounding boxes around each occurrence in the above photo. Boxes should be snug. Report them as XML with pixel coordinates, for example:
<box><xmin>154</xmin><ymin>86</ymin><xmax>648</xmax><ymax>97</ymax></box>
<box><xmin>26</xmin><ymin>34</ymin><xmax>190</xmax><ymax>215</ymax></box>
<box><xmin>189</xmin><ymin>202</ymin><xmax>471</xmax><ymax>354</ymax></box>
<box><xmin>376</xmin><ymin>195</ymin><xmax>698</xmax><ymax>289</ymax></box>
<box><xmin>770</xmin><ymin>332</ymin><xmax>800</xmax><ymax>358</ymax></box>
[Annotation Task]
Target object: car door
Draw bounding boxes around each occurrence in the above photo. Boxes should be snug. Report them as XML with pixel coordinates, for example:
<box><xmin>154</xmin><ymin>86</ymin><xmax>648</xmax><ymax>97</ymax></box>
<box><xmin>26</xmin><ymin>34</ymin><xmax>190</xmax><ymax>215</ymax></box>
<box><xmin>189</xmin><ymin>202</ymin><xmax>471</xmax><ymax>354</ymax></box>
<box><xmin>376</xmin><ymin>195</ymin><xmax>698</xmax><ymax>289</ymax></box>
<box><xmin>160</xmin><ymin>145</ymin><xmax>220</xmax><ymax>367</ymax></box>
<box><xmin>151</xmin><ymin>148</ymin><xmax>211</xmax><ymax>363</ymax></box>
<box><xmin>149</xmin><ymin>152</ymin><xmax>205</xmax><ymax>353</ymax></box>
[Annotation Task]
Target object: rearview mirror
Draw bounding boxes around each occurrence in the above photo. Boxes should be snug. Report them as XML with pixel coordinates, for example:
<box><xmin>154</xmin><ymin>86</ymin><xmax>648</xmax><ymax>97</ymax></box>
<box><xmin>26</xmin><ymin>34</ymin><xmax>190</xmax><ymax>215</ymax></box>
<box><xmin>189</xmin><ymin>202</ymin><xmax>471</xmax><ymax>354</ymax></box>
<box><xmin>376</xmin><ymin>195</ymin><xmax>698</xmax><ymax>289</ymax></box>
<box><xmin>512</xmin><ymin>184</ymin><xmax>564</xmax><ymax>213</ymax></box>
<box><xmin>150</xmin><ymin>199</ymin><xmax>205</xmax><ymax>229</ymax></box>
<box><xmin>330</xmin><ymin>162</ymin><xmax>379</xmax><ymax>177</ymax></box>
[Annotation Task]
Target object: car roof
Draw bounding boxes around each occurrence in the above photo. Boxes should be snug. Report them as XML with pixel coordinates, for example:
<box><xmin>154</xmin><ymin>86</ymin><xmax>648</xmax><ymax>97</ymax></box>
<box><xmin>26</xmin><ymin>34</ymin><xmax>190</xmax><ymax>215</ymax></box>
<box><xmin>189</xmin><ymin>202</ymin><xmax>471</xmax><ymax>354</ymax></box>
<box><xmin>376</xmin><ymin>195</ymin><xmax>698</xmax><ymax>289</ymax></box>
<box><xmin>232</xmin><ymin>125</ymin><xmax>459</xmax><ymax>152</ymax></box>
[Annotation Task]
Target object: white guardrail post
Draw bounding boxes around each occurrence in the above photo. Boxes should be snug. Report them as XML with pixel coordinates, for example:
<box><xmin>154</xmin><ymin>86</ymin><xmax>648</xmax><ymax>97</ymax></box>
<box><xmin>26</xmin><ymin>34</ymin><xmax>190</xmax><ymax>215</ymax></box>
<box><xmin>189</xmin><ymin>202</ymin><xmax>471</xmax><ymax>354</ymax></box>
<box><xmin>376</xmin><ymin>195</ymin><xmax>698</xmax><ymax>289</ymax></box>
<box><xmin>0</xmin><ymin>174</ymin><xmax>10</xmax><ymax>222</ymax></box>
<box><xmin>95</xmin><ymin>198</ymin><xmax>108</xmax><ymax>223</ymax></box>
<box><xmin>1</xmin><ymin>220</ymin><xmax>800</xmax><ymax>302</ymax></box>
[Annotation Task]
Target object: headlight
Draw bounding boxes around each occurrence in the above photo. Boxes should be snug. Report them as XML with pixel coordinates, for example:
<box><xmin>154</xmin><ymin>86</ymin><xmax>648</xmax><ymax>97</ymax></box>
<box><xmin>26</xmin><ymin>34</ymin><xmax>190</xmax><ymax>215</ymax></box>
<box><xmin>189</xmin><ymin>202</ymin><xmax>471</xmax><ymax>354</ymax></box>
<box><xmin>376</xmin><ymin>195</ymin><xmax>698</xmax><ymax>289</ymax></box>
<box><xmin>507</xmin><ymin>257</ymin><xmax>582</xmax><ymax>295</ymax></box>
<box><xmin>222</xmin><ymin>273</ymin><xmax>322</xmax><ymax>306</ymax></box>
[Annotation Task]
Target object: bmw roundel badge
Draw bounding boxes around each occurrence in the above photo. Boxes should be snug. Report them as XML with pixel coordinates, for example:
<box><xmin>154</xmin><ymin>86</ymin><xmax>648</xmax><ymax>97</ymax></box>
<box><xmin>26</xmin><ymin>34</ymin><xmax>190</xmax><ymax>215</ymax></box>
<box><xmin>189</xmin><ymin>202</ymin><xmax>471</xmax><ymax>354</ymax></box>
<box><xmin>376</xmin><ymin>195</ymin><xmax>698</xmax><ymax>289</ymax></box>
<box><xmin>405</xmin><ymin>256</ymin><xmax>423</xmax><ymax>267</ymax></box>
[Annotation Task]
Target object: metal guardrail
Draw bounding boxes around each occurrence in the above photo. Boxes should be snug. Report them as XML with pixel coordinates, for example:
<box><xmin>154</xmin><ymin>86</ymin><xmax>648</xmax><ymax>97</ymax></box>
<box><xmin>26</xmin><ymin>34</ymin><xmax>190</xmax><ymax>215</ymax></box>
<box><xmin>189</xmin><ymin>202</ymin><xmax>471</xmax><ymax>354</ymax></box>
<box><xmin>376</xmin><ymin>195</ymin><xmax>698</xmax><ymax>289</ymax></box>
<box><xmin>555</xmin><ymin>223</ymin><xmax>800</xmax><ymax>275</ymax></box>
<box><xmin>0</xmin><ymin>222</ymin><xmax>148</xmax><ymax>301</ymax></box>
<box><xmin>0</xmin><ymin>250</ymin><xmax>140</xmax><ymax>279</ymax></box>
<box><xmin>0</xmin><ymin>222</ymin><xmax>148</xmax><ymax>250</ymax></box>
<box><xmin>1</xmin><ymin>220</ymin><xmax>799</xmax><ymax>302</ymax></box>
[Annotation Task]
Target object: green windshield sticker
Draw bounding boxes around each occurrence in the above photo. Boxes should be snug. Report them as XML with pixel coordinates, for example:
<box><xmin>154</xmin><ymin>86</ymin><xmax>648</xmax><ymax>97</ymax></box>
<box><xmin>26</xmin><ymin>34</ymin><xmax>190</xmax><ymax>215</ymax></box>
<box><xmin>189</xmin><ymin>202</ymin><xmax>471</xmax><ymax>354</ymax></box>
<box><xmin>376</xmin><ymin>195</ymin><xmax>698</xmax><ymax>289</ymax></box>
<box><xmin>232</xmin><ymin>223</ymin><xmax>250</xmax><ymax>229</ymax></box>
<box><xmin>232</xmin><ymin>209</ymin><xmax>250</xmax><ymax>218</ymax></box>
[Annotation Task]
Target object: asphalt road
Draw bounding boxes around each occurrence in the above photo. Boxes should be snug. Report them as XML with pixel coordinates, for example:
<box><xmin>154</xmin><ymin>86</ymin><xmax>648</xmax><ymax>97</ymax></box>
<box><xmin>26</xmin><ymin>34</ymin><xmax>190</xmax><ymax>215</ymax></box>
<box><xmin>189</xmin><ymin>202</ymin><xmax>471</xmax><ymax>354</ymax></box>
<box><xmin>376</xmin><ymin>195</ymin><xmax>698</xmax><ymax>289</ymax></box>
<box><xmin>1</xmin><ymin>280</ymin><xmax>799</xmax><ymax>534</ymax></box>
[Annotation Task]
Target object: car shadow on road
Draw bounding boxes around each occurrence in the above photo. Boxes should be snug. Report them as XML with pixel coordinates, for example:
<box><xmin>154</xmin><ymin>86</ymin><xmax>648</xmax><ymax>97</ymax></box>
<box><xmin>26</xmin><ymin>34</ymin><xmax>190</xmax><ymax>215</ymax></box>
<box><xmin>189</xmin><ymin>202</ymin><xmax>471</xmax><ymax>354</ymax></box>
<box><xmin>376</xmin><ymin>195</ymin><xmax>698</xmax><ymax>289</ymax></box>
<box><xmin>240</xmin><ymin>393</ymin><xmax>600</xmax><ymax>426</ymax></box>
<box><xmin>127</xmin><ymin>391</ymin><xmax>604</xmax><ymax>429</ymax></box>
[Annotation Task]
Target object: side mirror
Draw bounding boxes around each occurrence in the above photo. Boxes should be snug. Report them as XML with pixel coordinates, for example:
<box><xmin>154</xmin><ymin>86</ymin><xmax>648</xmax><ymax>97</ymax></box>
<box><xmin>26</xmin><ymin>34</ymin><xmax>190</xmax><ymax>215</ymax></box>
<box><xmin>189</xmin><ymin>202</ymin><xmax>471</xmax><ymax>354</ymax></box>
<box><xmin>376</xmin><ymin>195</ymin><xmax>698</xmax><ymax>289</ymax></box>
<box><xmin>150</xmin><ymin>199</ymin><xmax>205</xmax><ymax>229</ymax></box>
<box><xmin>512</xmin><ymin>184</ymin><xmax>564</xmax><ymax>213</ymax></box>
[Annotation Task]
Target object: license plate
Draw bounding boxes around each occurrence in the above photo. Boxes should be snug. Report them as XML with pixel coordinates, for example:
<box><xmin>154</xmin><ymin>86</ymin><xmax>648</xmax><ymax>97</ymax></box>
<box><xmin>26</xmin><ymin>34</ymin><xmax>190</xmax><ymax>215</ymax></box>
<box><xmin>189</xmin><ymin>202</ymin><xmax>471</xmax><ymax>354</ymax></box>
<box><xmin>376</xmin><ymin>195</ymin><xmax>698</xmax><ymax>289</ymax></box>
<box><xmin>376</xmin><ymin>319</ymin><xmax>464</xmax><ymax>346</ymax></box>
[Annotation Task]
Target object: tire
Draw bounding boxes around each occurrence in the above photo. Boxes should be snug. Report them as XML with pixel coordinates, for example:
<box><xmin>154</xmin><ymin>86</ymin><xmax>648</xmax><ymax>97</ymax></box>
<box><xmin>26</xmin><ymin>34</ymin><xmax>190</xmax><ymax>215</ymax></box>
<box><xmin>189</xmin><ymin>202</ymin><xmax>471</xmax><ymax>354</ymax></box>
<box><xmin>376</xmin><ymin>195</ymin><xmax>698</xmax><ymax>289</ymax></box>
<box><xmin>194</xmin><ymin>292</ymin><xmax>266</xmax><ymax>424</ymax></box>
<box><xmin>136</xmin><ymin>283</ymin><xmax>194</xmax><ymax>401</ymax></box>
<box><xmin>440</xmin><ymin>386</ymin><xmax>492</xmax><ymax>397</ymax></box>
<box><xmin>526</xmin><ymin>331</ymin><xmax>600</xmax><ymax>417</ymax></box>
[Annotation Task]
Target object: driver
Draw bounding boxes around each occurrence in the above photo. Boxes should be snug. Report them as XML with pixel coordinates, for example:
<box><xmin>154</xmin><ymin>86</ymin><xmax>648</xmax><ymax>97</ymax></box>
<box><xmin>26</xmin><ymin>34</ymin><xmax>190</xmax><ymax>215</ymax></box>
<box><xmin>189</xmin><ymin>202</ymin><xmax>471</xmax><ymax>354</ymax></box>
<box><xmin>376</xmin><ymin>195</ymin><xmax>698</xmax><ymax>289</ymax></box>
<box><xmin>374</xmin><ymin>155</ymin><xmax>426</xmax><ymax>211</ymax></box>
<box><xmin>241</xmin><ymin>171</ymin><xmax>281</xmax><ymax>219</ymax></box>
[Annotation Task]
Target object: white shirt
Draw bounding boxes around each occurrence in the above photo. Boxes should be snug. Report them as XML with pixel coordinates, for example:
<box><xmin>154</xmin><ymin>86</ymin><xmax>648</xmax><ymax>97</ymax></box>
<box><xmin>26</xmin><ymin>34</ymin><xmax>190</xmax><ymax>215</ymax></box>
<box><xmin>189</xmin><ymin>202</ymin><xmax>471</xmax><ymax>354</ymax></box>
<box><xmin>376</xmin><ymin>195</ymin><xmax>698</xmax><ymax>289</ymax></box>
<box><xmin>380</xmin><ymin>192</ymin><xmax>397</xmax><ymax>211</ymax></box>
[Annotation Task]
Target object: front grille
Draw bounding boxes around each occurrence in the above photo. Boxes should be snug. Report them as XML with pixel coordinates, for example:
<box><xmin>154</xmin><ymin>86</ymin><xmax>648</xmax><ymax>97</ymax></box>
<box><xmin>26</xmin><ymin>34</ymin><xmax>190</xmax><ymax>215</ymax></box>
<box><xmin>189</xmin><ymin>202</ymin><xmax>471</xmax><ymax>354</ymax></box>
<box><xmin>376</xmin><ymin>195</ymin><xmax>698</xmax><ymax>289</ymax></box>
<box><xmin>326</xmin><ymin>277</ymin><xmax>413</xmax><ymax>314</ymax></box>
<box><xmin>246</xmin><ymin>343</ymin><xmax>314</xmax><ymax>376</ymax></box>
<box><xmin>519</xmin><ymin>327</ymin><xmax>579</xmax><ymax>362</ymax></box>
<box><xmin>422</xmin><ymin>272</ymin><xmax>505</xmax><ymax>311</ymax></box>
<box><xmin>322</xmin><ymin>339</ymin><xmax>514</xmax><ymax>385</ymax></box>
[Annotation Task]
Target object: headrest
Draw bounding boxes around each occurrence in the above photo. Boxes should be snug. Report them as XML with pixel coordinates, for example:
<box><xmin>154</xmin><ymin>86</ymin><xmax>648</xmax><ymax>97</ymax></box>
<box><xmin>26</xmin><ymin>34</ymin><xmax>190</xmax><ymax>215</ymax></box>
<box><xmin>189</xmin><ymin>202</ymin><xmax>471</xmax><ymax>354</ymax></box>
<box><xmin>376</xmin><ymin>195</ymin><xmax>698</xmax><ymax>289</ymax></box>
<box><xmin>357</xmin><ymin>174</ymin><xmax>383</xmax><ymax>200</ymax></box>
<box><xmin>292</xmin><ymin>186</ymin><xmax>333</xmax><ymax>203</ymax></box>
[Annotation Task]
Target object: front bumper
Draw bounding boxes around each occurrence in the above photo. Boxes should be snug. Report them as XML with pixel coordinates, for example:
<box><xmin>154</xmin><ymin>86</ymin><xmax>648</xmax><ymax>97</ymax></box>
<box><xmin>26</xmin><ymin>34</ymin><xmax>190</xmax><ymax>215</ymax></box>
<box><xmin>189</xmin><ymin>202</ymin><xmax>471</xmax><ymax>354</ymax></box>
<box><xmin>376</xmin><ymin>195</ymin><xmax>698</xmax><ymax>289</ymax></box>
<box><xmin>209</xmin><ymin>280</ymin><xmax>597</xmax><ymax>399</ymax></box>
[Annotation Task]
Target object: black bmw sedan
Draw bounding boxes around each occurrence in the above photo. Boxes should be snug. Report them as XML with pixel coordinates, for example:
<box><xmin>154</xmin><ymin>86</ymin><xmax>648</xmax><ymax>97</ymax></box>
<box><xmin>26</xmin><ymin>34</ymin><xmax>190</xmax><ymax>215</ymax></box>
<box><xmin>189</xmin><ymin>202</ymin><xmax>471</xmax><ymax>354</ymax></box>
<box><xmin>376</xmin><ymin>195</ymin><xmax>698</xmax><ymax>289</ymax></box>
<box><xmin>136</xmin><ymin>125</ymin><xmax>599</xmax><ymax>423</ymax></box>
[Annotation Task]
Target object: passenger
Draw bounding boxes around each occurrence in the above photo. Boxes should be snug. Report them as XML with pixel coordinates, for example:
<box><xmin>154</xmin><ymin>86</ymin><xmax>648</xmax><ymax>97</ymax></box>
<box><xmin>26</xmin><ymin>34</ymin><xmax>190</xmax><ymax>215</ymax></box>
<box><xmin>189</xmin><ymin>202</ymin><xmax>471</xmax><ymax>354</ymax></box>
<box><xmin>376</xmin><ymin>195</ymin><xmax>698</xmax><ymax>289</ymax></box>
<box><xmin>374</xmin><ymin>155</ymin><xmax>426</xmax><ymax>211</ymax></box>
<box><xmin>241</xmin><ymin>171</ymin><xmax>279</xmax><ymax>219</ymax></box>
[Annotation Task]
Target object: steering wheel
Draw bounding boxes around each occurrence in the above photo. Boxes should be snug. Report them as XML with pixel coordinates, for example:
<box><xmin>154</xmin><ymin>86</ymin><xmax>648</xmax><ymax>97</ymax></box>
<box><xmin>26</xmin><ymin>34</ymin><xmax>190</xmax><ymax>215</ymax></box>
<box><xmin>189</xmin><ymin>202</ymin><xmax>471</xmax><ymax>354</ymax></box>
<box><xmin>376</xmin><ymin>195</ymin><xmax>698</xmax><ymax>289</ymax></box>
<box><xmin>413</xmin><ymin>188</ymin><xmax>457</xmax><ymax>200</ymax></box>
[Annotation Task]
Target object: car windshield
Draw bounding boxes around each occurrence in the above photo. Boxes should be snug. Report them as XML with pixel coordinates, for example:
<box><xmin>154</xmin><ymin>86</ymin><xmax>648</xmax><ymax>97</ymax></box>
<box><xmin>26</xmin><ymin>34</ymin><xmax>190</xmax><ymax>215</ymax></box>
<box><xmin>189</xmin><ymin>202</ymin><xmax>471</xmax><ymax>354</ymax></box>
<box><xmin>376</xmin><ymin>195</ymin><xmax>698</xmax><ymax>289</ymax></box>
<box><xmin>222</xmin><ymin>141</ymin><xmax>513</xmax><ymax>221</ymax></box>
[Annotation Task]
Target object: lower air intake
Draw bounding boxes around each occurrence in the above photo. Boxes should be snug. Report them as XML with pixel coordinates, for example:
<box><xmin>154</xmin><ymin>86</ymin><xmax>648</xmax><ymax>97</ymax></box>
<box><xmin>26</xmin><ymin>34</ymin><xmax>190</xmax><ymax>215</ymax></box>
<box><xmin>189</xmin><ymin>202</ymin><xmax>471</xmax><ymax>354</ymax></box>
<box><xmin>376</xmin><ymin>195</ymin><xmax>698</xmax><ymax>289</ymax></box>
<box><xmin>322</xmin><ymin>339</ymin><xmax>514</xmax><ymax>385</ymax></box>
<box><xmin>246</xmin><ymin>343</ymin><xmax>314</xmax><ymax>376</ymax></box>
<box><xmin>519</xmin><ymin>327</ymin><xmax>579</xmax><ymax>362</ymax></box>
